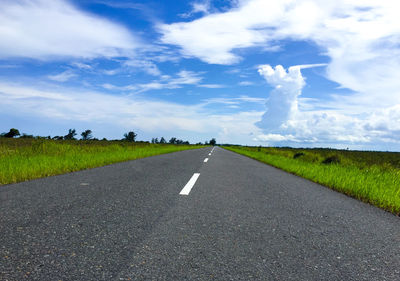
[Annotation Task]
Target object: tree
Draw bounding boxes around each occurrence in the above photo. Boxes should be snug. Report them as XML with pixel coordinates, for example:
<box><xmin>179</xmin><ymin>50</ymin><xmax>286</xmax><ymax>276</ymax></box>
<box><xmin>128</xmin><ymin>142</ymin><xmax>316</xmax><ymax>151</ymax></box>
<box><xmin>81</xmin><ymin>129</ymin><xmax>93</xmax><ymax>140</ymax></box>
<box><xmin>169</xmin><ymin>137</ymin><xmax>177</xmax><ymax>144</ymax></box>
<box><xmin>64</xmin><ymin>129</ymin><xmax>77</xmax><ymax>140</ymax></box>
<box><xmin>160</xmin><ymin>137</ymin><xmax>166</xmax><ymax>144</ymax></box>
<box><xmin>209</xmin><ymin>138</ymin><xmax>216</xmax><ymax>146</ymax></box>
<box><xmin>124</xmin><ymin>131</ymin><xmax>137</xmax><ymax>142</ymax></box>
<box><xmin>4</xmin><ymin>128</ymin><xmax>20</xmax><ymax>138</ymax></box>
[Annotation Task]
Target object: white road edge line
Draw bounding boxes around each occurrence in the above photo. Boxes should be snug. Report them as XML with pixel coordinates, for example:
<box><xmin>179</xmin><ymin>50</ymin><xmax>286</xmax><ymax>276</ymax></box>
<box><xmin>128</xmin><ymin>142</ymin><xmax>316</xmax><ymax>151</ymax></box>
<box><xmin>179</xmin><ymin>173</ymin><xmax>200</xmax><ymax>195</ymax></box>
<box><xmin>204</xmin><ymin>158</ymin><xmax>209</xmax><ymax>162</ymax></box>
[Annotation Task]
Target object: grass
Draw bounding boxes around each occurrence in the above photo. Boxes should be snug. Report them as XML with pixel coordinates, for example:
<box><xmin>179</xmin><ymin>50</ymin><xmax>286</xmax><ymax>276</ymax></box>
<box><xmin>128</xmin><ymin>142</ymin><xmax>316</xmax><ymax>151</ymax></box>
<box><xmin>224</xmin><ymin>146</ymin><xmax>400</xmax><ymax>215</ymax></box>
<box><xmin>0</xmin><ymin>138</ymin><xmax>203</xmax><ymax>185</ymax></box>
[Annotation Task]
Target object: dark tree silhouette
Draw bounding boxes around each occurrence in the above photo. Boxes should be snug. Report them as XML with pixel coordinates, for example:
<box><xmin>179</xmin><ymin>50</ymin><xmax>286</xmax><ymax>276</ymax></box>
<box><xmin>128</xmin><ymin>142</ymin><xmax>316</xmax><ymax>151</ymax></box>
<box><xmin>169</xmin><ymin>137</ymin><xmax>177</xmax><ymax>144</ymax></box>
<box><xmin>160</xmin><ymin>137</ymin><xmax>166</xmax><ymax>144</ymax></box>
<box><xmin>124</xmin><ymin>131</ymin><xmax>137</xmax><ymax>142</ymax></box>
<box><xmin>64</xmin><ymin>129</ymin><xmax>77</xmax><ymax>140</ymax></box>
<box><xmin>209</xmin><ymin>138</ymin><xmax>216</xmax><ymax>146</ymax></box>
<box><xmin>4</xmin><ymin>128</ymin><xmax>20</xmax><ymax>138</ymax></box>
<box><xmin>81</xmin><ymin>129</ymin><xmax>93</xmax><ymax>140</ymax></box>
<box><xmin>52</xmin><ymin>136</ymin><xmax>64</xmax><ymax>140</ymax></box>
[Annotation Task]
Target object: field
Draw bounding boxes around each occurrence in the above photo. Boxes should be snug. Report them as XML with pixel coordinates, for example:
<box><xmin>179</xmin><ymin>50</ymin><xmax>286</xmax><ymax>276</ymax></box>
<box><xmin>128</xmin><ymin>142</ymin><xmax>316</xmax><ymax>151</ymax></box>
<box><xmin>0</xmin><ymin>138</ymin><xmax>202</xmax><ymax>185</ymax></box>
<box><xmin>225</xmin><ymin>146</ymin><xmax>400</xmax><ymax>215</ymax></box>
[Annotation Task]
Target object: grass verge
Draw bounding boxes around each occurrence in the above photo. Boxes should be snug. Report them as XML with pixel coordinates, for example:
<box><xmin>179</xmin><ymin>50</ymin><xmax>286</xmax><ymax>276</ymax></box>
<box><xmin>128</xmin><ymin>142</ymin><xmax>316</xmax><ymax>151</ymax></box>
<box><xmin>0</xmin><ymin>138</ymin><xmax>203</xmax><ymax>185</ymax></box>
<box><xmin>224</xmin><ymin>146</ymin><xmax>400</xmax><ymax>215</ymax></box>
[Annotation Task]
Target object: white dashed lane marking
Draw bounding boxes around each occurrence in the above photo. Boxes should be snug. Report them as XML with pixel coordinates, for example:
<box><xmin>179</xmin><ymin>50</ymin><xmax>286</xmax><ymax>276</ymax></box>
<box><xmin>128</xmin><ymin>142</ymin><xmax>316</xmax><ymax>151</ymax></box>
<box><xmin>179</xmin><ymin>173</ymin><xmax>200</xmax><ymax>195</ymax></box>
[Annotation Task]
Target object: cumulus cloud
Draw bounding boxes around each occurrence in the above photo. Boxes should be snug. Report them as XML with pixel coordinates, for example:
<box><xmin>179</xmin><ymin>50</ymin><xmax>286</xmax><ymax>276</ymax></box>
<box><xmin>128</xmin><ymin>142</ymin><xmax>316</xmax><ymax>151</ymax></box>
<box><xmin>256</xmin><ymin>65</ymin><xmax>304</xmax><ymax>133</ymax></box>
<box><xmin>255</xmin><ymin>65</ymin><xmax>400</xmax><ymax>147</ymax></box>
<box><xmin>0</xmin><ymin>0</ymin><xmax>138</xmax><ymax>60</ymax></box>
<box><xmin>160</xmin><ymin>0</ymin><xmax>400</xmax><ymax>147</ymax></box>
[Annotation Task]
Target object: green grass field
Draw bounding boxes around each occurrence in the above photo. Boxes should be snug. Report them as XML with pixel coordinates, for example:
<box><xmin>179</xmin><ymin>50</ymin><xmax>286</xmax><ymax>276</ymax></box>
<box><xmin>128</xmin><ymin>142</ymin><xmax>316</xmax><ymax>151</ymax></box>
<box><xmin>0</xmin><ymin>138</ymin><xmax>202</xmax><ymax>185</ymax></box>
<box><xmin>225</xmin><ymin>146</ymin><xmax>400</xmax><ymax>215</ymax></box>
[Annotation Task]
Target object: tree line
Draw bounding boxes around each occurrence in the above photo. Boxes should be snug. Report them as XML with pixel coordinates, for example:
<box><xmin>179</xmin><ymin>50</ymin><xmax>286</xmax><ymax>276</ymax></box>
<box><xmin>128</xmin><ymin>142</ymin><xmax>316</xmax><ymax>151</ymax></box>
<box><xmin>0</xmin><ymin>128</ymin><xmax>217</xmax><ymax>145</ymax></box>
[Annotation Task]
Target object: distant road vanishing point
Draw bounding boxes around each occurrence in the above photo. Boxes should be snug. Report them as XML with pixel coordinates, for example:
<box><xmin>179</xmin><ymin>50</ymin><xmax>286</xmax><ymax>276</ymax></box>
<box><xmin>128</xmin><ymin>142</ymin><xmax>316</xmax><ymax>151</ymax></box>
<box><xmin>1</xmin><ymin>147</ymin><xmax>399</xmax><ymax>280</ymax></box>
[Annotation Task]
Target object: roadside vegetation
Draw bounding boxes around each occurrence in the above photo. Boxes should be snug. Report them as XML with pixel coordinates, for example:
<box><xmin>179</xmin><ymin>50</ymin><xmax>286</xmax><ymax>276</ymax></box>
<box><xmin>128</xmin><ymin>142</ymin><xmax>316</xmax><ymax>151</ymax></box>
<box><xmin>0</xmin><ymin>128</ymin><xmax>212</xmax><ymax>185</ymax></box>
<box><xmin>225</xmin><ymin>146</ymin><xmax>400</xmax><ymax>215</ymax></box>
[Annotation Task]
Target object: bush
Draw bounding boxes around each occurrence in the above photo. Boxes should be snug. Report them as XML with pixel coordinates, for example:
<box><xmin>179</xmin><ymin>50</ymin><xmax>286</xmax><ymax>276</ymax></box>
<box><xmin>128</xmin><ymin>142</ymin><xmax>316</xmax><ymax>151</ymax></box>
<box><xmin>293</xmin><ymin>152</ymin><xmax>305</xmax><ymax>159</ymax></box>
<box><xmin>322</xmin><ymin>155</ymin><xmax>340</xmax><ymax>164</ymax></box>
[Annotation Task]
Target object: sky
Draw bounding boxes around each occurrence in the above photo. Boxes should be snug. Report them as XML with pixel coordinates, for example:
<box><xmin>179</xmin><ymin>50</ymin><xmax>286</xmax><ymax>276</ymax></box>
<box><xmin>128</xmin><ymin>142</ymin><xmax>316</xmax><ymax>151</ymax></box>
<box><xmin>1</xmin><ymin>0</ymin><xmax>400</xmax><ymax>150</ymax></box>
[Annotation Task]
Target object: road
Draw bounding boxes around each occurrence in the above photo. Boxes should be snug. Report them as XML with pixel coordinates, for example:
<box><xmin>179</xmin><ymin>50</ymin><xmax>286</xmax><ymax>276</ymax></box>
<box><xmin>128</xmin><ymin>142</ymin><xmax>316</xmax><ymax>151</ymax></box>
<box><xmin>1</xmin><ymin>147</ymin><xmax>400</xmax><ymax>280</ymax></box>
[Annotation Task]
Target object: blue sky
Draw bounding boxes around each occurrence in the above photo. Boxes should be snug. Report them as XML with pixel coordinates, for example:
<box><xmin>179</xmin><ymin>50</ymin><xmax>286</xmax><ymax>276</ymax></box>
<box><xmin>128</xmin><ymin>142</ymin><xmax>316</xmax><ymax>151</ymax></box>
<box><xmin>1</xmin><ymin>0</ymin><xmax>400</xmax><ymax>150</ymax></box>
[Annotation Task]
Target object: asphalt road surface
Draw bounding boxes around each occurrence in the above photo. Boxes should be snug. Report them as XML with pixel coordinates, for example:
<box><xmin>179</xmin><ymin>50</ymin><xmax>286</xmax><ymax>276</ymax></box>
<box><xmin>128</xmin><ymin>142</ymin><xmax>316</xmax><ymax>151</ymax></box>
<box><xmin>1</xmin><ymin>147</ymin><xmax>400</xmax><ymax>280</ymax></box>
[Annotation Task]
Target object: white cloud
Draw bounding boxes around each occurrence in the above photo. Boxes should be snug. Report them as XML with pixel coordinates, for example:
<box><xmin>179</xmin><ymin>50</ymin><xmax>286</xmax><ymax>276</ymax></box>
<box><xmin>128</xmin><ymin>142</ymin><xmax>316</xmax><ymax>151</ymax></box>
<box><xmin>197</xmin><ymin>84</ymin><xmax>226</xmax><ymax>88</ymax></box>
<box><xmin>100</xmin><ymin>70</ymin><xmax>204</xmax><ymax>93</ymax></box>
<box><xmin>0</xmin><ymin>0</ymin><xmax>138</xmax><ymax>60</ymax></box>
<box><xmin>159</xmin><ymin>0</ymin><xmax>285</xmax><ymax>64</ymax></box>
<box><xmin>179</xmin><ymin>0</ymin><xmax>211</xmax><ymax>18</ymax></box>
<box><xmin>203</xmin><ymin>95</ymin><xmax>266</xmax><ymax>106</ymax></box>
<box><xmin>47</xmin><ymin>70</ymin><xmax>77</xmax><ymax>82</ymax></box>
<box><xmin>103</xmin><ymin>69</ymin><xmax>120</xmax><ymax>76</ymax></box>
<box><xmin>71</xmin><ymin>62</ymin><xmax>92</xmax><ymax>70</ymax></box>
<box><xmin>124</xmin><ymin>59</ymin><xmax>161</xmax><ymax>76</ymax></box>
<box><xmin>160</xmin><ymin>0</ymin><xmax>400</xmax><ymax>147</ymax></box>
<box><xmin>256</xmin><ymin>65</ymin><xmax>304</xmax><ymax>132</ymax></box>
<box><xmin>159</xmin><ymin>0</ymin><xmax>400</xmax><ymax>103</ymax></box>
<box><xmin>254</xmin><ymin>134</ymin><xmax>297</xmax><ymax>142</ymax></box>
<box><xmin>255</xmin><ymin>65</ymin><xmax>400</xmax><ymax>147</ymax></box>
<box><xmin>238</xmin><ymin>81</ymin><xmax>254</xmax><ymax>86</ymax></box>
<box><xmin>0</xmin><ymin>81</ymin><xmax>263</xmax><ymax>144</ymax></box>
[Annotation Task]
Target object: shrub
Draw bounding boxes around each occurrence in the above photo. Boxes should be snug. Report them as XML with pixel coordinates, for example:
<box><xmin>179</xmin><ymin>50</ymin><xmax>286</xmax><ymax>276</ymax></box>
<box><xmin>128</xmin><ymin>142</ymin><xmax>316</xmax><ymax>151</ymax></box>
<box><xmin>322</xmin><ymin>155</ymin><xmax>340</xmax><ymax>164</ymax></box>
<box><xmin>293</xmin><ymin>152</ymin><xmax>305</xmax><ymax>159</ymax></box>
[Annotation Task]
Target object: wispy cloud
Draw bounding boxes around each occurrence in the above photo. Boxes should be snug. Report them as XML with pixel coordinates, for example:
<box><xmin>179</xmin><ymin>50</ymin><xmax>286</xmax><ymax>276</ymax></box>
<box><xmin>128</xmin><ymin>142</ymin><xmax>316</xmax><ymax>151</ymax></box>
<box><xmin>159</xmin><ymin>0</ymin><xmax>400</xmax><ymax>104</ymax></box>
<box><xmin>179</xmin><ymin>0</ymin><xmax>211</xmax><ymax>18</ymax></box>
<box><xmin>0</xmin><ymin>81</ymin><xmax>263</xmax><ymax>144</ymax></box>
<box><xmin>101</xmin><ymin>70</ymin><xmax>204</xmax><ymax>93</ymax></box>
<box><xmin>203</xmin><ymin>95</ymin><xmax>266</xmax><ymax>106</ymax></box>
<box><xmin>197</xmin><ymin>84</ymin><xmax>226</xmax><ymax>89</ymax></box>
<box><xmin>71</xmin><ymin>62</ymin><xmax>92</xmax><ymax>70</ymax></box>
<box><xmin>48</xmin><ymin>70</ymin><xmax>77</xmax><ymax>82</ymax></box>
<box><xmin>124</xmin><ymin>59</ymin><xmax>161</xmax><ymax>76</ymax></box>
<box><xmin>238</xmin><ymin>81</ymin><xmax>254</xmax><ymax>86</ymax></box>
<box><xmin>0</xmin><ymin>0</ymin><xmax>138</xmax><ymax>60</ymax></box>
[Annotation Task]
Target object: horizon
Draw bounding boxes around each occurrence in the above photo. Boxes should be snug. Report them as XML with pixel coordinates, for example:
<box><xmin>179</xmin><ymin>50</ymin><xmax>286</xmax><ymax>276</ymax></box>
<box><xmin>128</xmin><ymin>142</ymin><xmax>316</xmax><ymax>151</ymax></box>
<box><xmin>1</xmin><ymin>0</ymin><xmax>400</xmax><ymax>152</ymax></box>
